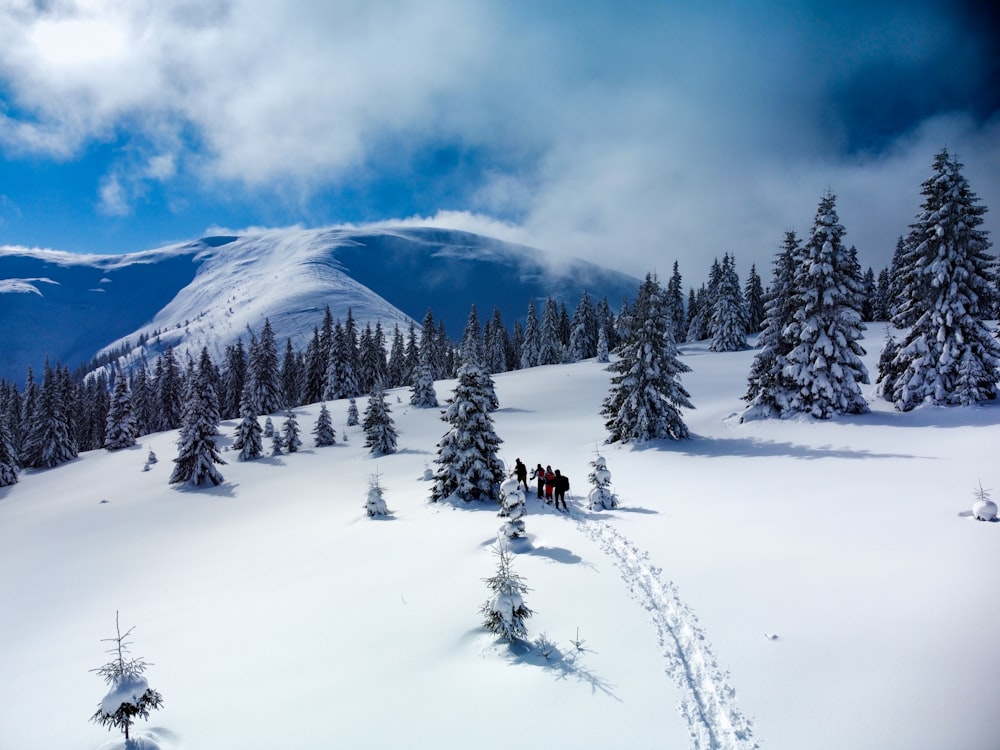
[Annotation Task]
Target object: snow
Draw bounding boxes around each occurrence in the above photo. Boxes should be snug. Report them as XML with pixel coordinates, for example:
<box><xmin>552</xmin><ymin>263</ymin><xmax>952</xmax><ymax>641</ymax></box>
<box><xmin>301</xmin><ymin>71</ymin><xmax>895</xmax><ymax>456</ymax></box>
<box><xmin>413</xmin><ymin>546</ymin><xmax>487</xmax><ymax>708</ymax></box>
<box><xmin>1</xmin><ymin>325</ymin><xmax>999</xmax><ymax>749</ymax></box>
<box><xmin>100</xmin><ymin>675</ymin><xmax>150</xmax><ymax>716</ymax></box>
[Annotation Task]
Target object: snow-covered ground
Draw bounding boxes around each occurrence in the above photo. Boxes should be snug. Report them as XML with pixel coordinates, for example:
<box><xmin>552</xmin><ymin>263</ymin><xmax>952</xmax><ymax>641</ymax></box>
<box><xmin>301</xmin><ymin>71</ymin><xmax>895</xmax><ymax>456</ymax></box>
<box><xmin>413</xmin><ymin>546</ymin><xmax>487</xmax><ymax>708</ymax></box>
<box><xmin>1</xmin><ymin>325</ymin><xmax>998</xmax><ymax>750</ymax></box>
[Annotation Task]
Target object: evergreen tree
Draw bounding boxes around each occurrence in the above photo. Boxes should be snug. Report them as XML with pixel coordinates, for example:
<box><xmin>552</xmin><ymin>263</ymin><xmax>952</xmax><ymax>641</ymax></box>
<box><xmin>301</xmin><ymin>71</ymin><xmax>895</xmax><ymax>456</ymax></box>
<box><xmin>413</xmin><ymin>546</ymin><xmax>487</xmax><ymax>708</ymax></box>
<box><xmin>247</xmin><ymin>320</ymin><xmax>283</xmax><ymax>416</ymax></box>
<box><xmin>362</xmin><ymin>386</ymin><xmax>397</xmax><ymax>456</ymax></box>
<box><xmin>302</xmin><ymin>328</ymin><xmax>327</xmax><ymax>405</ymax></box>
<box><xmin>779</xmin><ymin>193</ymin><xmax>869</xmax><ymax>418</ymax></box>
<box><xmin>104</xmin><ymin>370</ymin><xmax>138</xmax><ymax>451</ymax></box>
<box><xmin>743</xmin><ymin>231</ymin><xmax>800</xmax><ymax>416</ymax></box>
<box><xmin>387</xmin><ymin>324</ymin><xmax>408</xmax><ymax>387</ymax></box>
<box><xmin>519</xmin><ymin>299</ymin><xmax>541</xmax><ymax>369</ymax></box>
<box><xmin>480</xmin><ymin>539</ymin><xmax>533</xmax><ymax>642</ymax></box>
<box><xmin>219</xmin><ymin>341</ymin><xmax>248</xmax><ymax>420</ymax></box>
<box><xmin>280</xmin><ymin>339</ymin><xmax>301</xmax><ymax>408</ymax></box>
<box><xmin>0</xmin><ymin>413</ymin><xmax>18</xmax><ymax>487</ymax></box>
<box><xmin>233</xmin><ymin>387</ymin><xmax>264</xmax><ymax>461</ymax></box>
<box><xmin>169</xmin><ymin>348</ymin><xmax>225</xmax><ymax>486</ymax></box>
<box><xmin>282</xmin><ymin>409</ymin><xmax>302</xmax><ymax>453</ymax></box>
<box><xmin>596</xmin><ymin>296</ymin><xmax>618</xmax><ymax>351</ymax></box>
<box><xmin>861</xmin><ymin>267</ymin><xmax>877</xmax><ymax>322</ymax></box>
<box><xmin>537</xmin><ymin>297</ymin><xmax>564</xmax><ymax>365</ymax></box>
<box><xmin>346</xmin><ymin>398</ymin><xmax>359</xmax><ymax>426</ymax></box>
<box><xmin>666</xmin><ymin>261</ymin><xmax>687</xmax><ymax>343</ymax></box>
<box><xmin>498</xmin><ymin>477</ymin><xmax>527</xmax><ymax>539</ymax></box>
<box><xmin>313</xmin><ymin>402</ymin><xmax>337</xmax><ymax>447</ymax></box>
<box><xmin>709</xmin><ymin>253</ymin><xmax>749</xmax><ymax>352</ymax></box>
<box><xmin>880</xmin><ymin>148</ymin><xmax>1000</xmax><ymax>410</ymax></box>
<box><xmin>461</xmin><ymin>304</ymin><xmax>484</xmax><ymax>368</ymax></box>
<box><xmin>483</xmin><ymin>307</ymin><xmax>509</xmax><ymax>374</ymax></box>
<box><xmin>270</xmin><ymin>428</ymin><xmax>284</xmax><ymax>456</ymax></box>
<box><xmin>130</xmin><ymin>357</ymin><xmax>154</xmax><ymax>436</ymax></box>
<box><xmin>154</xmin><ymin>345</ymin><xmax>184</xmax><ymax>431</ymax></box>
<box><xmin>568</xmin><ymin>289</ymin><xmax>599</xmax><ymax>361</ymax></box>
<box><xmin>744</xmin><ymin>263</ymin><xmax>766</xmax><ymax>333</ymax></box>
<box><xmin>874</xmin><ymin>267</ymin><xmax>892</xmax><ymax>321</ymax></box>
<box><xmin>602</xmin><ymin>274</ymin><xmax>693</xmax><ymax>442</ymax></box>
<box><xmin>596</xmin><ymin>324</ymin><xmax>610</xmax><ymax>363</ymax></box>
<box><xmin>23</xmin><ymin>359</ymin><xmax>78</xmax><ymax>468</ymax></box>
<box><xmin>409</xmin><ymin>341</ymin><xmax>439</xmax><ymax>409</ymax></box>
<box><xmin>365</xmin><ymin>474</ymin><xmax>389</xmax><ymax>517</ymax></box>
<box><xmin>431</xmin><ymin>363</ymin><xmax>505</xmax><ymax>502</ymax></box>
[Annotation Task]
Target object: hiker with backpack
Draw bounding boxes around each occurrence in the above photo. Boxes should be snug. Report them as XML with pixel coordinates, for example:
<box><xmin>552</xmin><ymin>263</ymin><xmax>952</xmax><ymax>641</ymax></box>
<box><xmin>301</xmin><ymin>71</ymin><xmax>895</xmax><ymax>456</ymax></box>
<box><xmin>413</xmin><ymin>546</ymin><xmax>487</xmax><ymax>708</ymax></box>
<box><xmin>512</xmin><ymin>458</ymin><xmax>529</xmax><ymax>492</ymax></box>
<box><xmin>531</xmin><ymin>463</ymin><xmax>545</xmax><ymax>499</ymax></box>
<box><xmin>554</xmin><ymin>469</ymin><xmax>570</xmax><ymax>511</ymax></box>
<box><xmin>544</xmin><ymin>465</ymin><xmax>555</xmax><ymax>503</ymax></box>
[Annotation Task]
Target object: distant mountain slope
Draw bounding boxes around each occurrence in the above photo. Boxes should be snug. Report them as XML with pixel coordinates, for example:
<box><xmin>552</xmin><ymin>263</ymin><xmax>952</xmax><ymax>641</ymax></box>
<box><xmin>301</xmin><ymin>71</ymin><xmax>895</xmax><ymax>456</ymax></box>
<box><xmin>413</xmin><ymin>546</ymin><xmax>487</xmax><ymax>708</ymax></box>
<box><xmin>0</xmin><ymin>226</ymin><xmax>641</xmax><ymax>381</ymax></box>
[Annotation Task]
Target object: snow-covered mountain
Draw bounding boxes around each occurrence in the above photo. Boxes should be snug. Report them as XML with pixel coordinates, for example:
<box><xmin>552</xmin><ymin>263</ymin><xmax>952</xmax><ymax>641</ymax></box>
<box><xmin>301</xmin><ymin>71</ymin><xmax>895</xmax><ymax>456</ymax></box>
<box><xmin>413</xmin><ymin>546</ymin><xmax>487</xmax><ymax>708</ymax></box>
<box><xmin>0</xmin><ymin>226</ymin><xmax>640</xmax><ymax>381</ymax></box>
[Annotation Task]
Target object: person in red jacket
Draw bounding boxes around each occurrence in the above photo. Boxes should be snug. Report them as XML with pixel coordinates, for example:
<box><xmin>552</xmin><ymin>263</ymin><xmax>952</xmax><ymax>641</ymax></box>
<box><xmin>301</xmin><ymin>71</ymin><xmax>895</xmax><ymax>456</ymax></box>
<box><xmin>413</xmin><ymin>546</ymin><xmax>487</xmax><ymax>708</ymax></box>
<box><xmin>544</xmin><ymin>465</ymin><xmax>555</xmax><ymax>503</ymax></box>
<box><xmin>530</xmin><ymin>463</ymin><xmax>545</xmax><ymax>499</ymax></box>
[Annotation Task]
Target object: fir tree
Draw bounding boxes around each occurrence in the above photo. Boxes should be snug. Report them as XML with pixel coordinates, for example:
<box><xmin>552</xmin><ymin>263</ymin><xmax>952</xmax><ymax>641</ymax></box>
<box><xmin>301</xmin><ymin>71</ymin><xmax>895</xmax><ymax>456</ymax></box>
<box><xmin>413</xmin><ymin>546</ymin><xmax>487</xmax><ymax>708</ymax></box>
<box><xmin>0</xmin><ymin>414</ymin><xmax>18</xmax><ymax>487</ymax></box>
<box><xmin>270</xmin><ymin>428</ymin><xmax>284</xmax><ymax>456</ymax></box>
<box><xmin>365</xmin><ymin>473</ymin><xmax>390</xmax><ymax>517</ymax></box>
<box><xmin>587</xmin><ymin>453</ymin><xmax>618</xmax><ymax>510</ymax></box>
<box><xmin>779</xmin><ymin>193</ymin><xmax>870</xmax><ymax>418</ymax></box>
<box><xmin>709</xmin><ymin>253</ymin><xmax>749</xmax><ymax>352</ymax></box>
<box><xmin>498</xmin><ymin>477</ymin><xmax>527</xmax><ymax>538</ymax></box>
<box><xmin>23</xmin><ymin>359</ymin><xmax>78</xmax><ymax>468</ymax></box>
<box><xmin>282</xmin><ymin>409</ymin><xmax>302</xmax><ymax>453</ymax></box>
<box><xmin>313</xmin><ymin>402</ymin><xmax>337</xmax><ymax>447</ymax></box>
<box><xmin>154</xmin><ymin>345</ymin><xmax>184</xmax><ymax>431</ymax></box>
<box><xmin>409</xmin><ymin>342</ymin><xmax>439</xmax><ymax>409</ymax></box>
<box><xmin>480</xmin><ymin>539</ymin><xmax>533</xmax><ymax>642</ymax></box>
<box><xmin>363</xmin><ymin>386</ymin><xmax>397</xmax><ymax>456</ymax></box>
<box><xmin>104</xmin><ymin>370</ymin><xmax>138</xmax><ymax>451</ymax></box>
<box><xmin>537</xmin><ymin>297</ymin><xmax>564</xmax><ymax>365</ymax></box>
<box><xmin>280</xmin><ymin>338</ymin><xmax>301</xmax><ymax>409</ymax></box>
<box><xmin>520</xmin><ymin>299</ymin><xmax>541</xmax><ymax>368</ymax></box>
<box><xmin>431</xmin><ymin>364</ymin><xmax>505</xmax><ymax>502</ymax></box>
<box><xmin>247</xmin><ymin>320</ymin><xmax>283</xmax><ymax>416</ymax></box>
<box><xmin>602</xmin><ymin>274</ymin><xmax>694</xmax><ymax>442</ymax></box>
<box><xmin>880</xmin><ymin>148</ymin><xmax>1000</xmax><ymax>410</ymax></box>
<box><xmin>483</xmin><ymin>307</ymin><xmax>510</xmax><ymax>374</ymax></box>
<box><xmin>346</xmin><ymin>398</ymin><xmax>359</xmax><ymax>426</ymax></box>
<box><xmin>744</xmin><ymin>263</ymin><xmax>766</xmax><ymax>333</ymax></box>
<box><xmin>666</xmin><ymin>261</ymin><xmax>687</xmax><ymax>342</ymax></box>
<box><xmin>303</xmin><ymin>328</ymin><xmax>327</xmax><ymax>405</ymax></box>
<box><xmin>233</xmin><ymin>387</ymin><xmax>264</xmax><ymax>461</ymax></box>
<box><xmin>568</xmin><ymin>290</ymin><xmax>599</xmax><ymax>361</ymax></box>
<box><xmin>169</xmin><ymin>349</ymin><xmax>225</xmax><ymax>486</ymax></box>
<box><xmin>90</xmin><ymin>612</ymin><xmax>163</xmax><ymax>743</ymax></box>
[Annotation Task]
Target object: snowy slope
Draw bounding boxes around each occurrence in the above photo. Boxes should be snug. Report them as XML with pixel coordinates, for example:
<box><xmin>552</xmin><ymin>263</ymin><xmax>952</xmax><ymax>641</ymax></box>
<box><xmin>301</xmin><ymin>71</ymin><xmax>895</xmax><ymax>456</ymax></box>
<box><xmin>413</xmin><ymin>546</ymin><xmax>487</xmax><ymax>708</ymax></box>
<box><xmin>1</xmin><ymin>324</ymin><xmax>997</xmax><ymax>750</ymax></box>
<box><xmin>0</xmin><ymin>226</ymin><xmax>640</xmax><ymax>381</ymax></box>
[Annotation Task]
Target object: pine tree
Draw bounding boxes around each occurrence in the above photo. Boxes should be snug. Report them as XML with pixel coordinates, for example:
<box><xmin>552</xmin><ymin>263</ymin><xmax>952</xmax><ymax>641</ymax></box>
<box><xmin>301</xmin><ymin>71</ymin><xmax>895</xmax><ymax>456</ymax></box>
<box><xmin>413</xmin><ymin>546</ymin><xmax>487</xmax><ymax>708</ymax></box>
<box><xmin>169</xmin><ymin>349</ymin><xmax>226</xmax><ymax>486</ymax></box>
<box><xmin>302</xmin><ymin>328</ymin><xmax>327</xmax><ymax>405</ymax></box>
<box><xmin>666</xmin><ymin>261</ymin><xmax>687</xmax><ymax>343</ymax></box>
<box><xmin>313</xmin><ymin>402</ymin><xmax>337</xmax><ymax>447</ymax></box>
<box><xmin>282</xmin><ymin>409</ymin><xmax>302</xmax><ymax>453</ymax></box>
<box><xmin>431</xmin><ymin>364</ymin><xmax>505</xmax><ymax>502</ymax></box>
<box><xmin>280</xmin><ymin>338</ymin><xmax>301</xmax><ymax>409</ymax></box>
<box><xmin>480</xmin><ymin>539</ymin><xmax>533</xmax><ymax>642</ymax></box>
<box><xmin>130</xmin><ymin>357</ymin><xmax>154</xmax><ymax>436</ymax></box>
<box><xmin>596</xmin><ymin>325</ymin><xmax>610</xmax><ymax>363</ymax></box>
<box><xmin>537</xmin><ymin>297</ymin><xmax>564</xmax><ymax>365</ymax></box>
<box><xmin>587</xmin><ymin>453</ymin><xmax>618</xmax><ymax>510</ymax></box>
<box><xmin>709</xmin><ymin>253</ymin><xmax>749</xmax><ymax>352</ymax></box>
<box><xmin>880</xmin><ymin>148</ymin><xmax>1000</xmax><ymax>410</ymax></box>
<box><xmin>520</xmin><ymin>299</ymin><xmax>541</xmax><ymax>369</ymax></box>
<box><xmin>154</xmin><ymin>345</ymin><xmax>184</xmax><ymax>431</ymax></box>
<box><xmin>568</xmin><ymin>290</ymin><xmax>599</xmax><ymax>361</ymax></box>
<box><xmin>365</xmin><ymin>473</ymin><xmax>390</xmax><ymax>517</ymax></box>
<box><xmin>744</xmin><ymin>264</ymin><xmax>766</xmax><ymax>333</ymax></box>
<box><xmin>233</xmin><ymin>387</ymin><xmax>264</xmax><ymax>461</ymax></box>
<box><xmin>779</xmin><ymin>193</ymin><xmax>870</xmax><ymax>418</ymax></box>
<box><xmin>498</xmin><ymin>477</ymin><xmax>527</xmax><ymax>538</ymax></box>
<box><xmin>346</xmin><ymin>398</ymin><xmax>359</xmax><ymax>426</ymax></box>
<box><xmin>363</xmin><ymin>386</ymin><xmax>397</xmax><ymax>456</ymax></box>
<box><xmin>0</xmin><ymin>414</ymin><xmax>18</xmax><ymax>487</ymax></box>
<box><xmin>247</xmin><ymin>320</ymin><xmax>283</xmax><ymax>416</ymax></box>
<box><xmin>387</xmin><ymin>324</ymin><xmax>408</xmax><ymax>387</ymax></box>
<box><xmin>23</xmin><ymin>359</ymin><xmax>78</xmax><ymax>468</ymax></box>
<box><xmin>743</xmin><ymin>231</ymin><xmax>801</xmax><ymax>418</ymax></box>
<box><xmin>104</xmin><ymin>370</ymin><xmax>138</xmax><ymax>451</ymax></box>
<box><xmin>409</xmin><ymin>340</ymin><xmax>439</xmax><ymax>408</ymax></box>
<box><xmin>602</xmin><ymin>274</ymin><xmax>694</xmax><ymax>442</ymax></box>
<box><xmin>483</xmin><ymin>307</ymin><xmax>509</xmax><ymax>374</ymax></box>
<box><xmin>90</xmin><ymin>612</ymin><xmax>163</xmax><ymax>743</ymax></box>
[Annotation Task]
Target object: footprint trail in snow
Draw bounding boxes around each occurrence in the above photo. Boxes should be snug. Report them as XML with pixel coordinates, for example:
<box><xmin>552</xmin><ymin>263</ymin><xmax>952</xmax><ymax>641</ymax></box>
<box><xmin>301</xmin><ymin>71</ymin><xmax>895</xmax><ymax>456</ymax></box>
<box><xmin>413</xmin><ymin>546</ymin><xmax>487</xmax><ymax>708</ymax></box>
<box><xmin>576</xmin><ymin>518</ymin><xmax>758</xmax><ymax>750</ymax></box>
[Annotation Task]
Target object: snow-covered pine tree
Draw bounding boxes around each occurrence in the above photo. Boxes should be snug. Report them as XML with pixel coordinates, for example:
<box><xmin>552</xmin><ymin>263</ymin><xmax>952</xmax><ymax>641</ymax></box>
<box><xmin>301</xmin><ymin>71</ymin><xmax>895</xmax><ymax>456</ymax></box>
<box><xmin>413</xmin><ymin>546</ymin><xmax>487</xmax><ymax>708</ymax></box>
<box><xmin>569</xmin><ymin>289</ymin><xmax>599</xmax><ymax>361</ymax></box>
<box><xmin>744</xmin><ymin>263</ymin><xmax>766</xmax><ymax>333</ymax></box>
<box><xmin>263</xmin><ymin>416</ymin><xmax>274</xmax><ymax>437</ymax></box>
<box><xmin>153</xmin><ymin>345</ymin><xmax>184</xmax><ymax>431</ymax></box>
<box><xmin>596</xmin><ymin>325</ymin><xmax>610</xmax><ymax>363</ymax></box>
<box><xmin>879</xmin><ymin>148</ymin><xmax>1000</xmax><ymax>410</ymax></box>
<box><xmin>0</xmin><ymin>414</ymin><xmax>18</xmax><ymax>487</ymax></box>
<box><xmin>303</xmin><ymin>328</ymin><xmax>327</xmax><ymax>404</ymax></box>
<box><xmin>778</xmin><ymin>193</ymin><xmax>870</xmax><ymax>418</ymax></box>
<box><xmin>498</xmin><ymin>476</ymin><xmax>526</xmax><ymax>538</ymax></box>
<box><xmin>461</xmin><ymin>304</ymin><xmax>485</xmax><ymax>369</ymax></box>
<box><xmin>282</xmin><ymin>409</ymin><xmax>302</xmax><ymax>453</ymax></box>
<box><xmin>90</xmin><ymin>612</ymin><xmax>163</xmax><ymax>743</ymax></box>
<box><xmin>409</xmin><ymin>343</ymin><xmax>439</xmax><ymax>408</ymax></box>
<box><xmin>270</xmin><ymin>428</ymin><xmax>284</xmax><ymax>456</ymax></box>
<box><xmin>710</xmin><ymin>253</ymin><xmax>749</xmax><ymax>351</ymax></box>
<box><xmin>22</xmin><ymin>358</ymin><xmax>78</xmax><ymax>468</ymax></box>
<box><xmin>480</xmin><ymin>538</ymin><xmax>533</xmax><ymax>642</ymax></box>
<box><xmin>280</xmin><ymin>338</ymin><xmax>301</xmax><ymax>409</ymax></box>
<box><xmin>484</xmin><ymin>307</ymin><xmax>509</xmax><ymax>374</ymax></box>
<box><xmin>666</xmin><ymin>261</ymin><xmax>687</xmax><ymax>343</ymax></box>
<box><xmin>431</xmin><ymin>363</ymin><xmax>505</xmax><ymax>502</ymax></box>
<box><xmin>233</xmin><ymin>387</ymin><xmax>264</xmax><ymax>461</ymax></box>
<box><xmin>346</xmin><ymin>398</ymin><xmax>359</xmax><ymax>426</ymax></box>
<box><xmin>313</xmin><ymin>402</ymin><xmax>337</xmax><ymax>447</ymax></box>
<box><xmin>246</xmin><ymin>319</ymin><xmax>283</xmax><ymax>416</ymax></box>
<box><xmin>103</xmin><ymin>370</ymin><xmax>138</xmax><ymax>451</ymax></box>
<box><xmin>169</xmin><ymin>348</ymin><xmax>226</xmax><ymax>486</ymax></box>
<box><xmin>387</xmin><ymin>324</ymin><xmax>408</xmax><ymax>387</ymax></box>
<box><xmin>363</xmin><ymin>386</ymin><xmax>397</xmax><ymax>456</ymax></box>
<box><xmin>365</xmin><ymin>473</ymin><xmax>389</xmax><ymax>517</ymax></box>
<box><xmin>537</xmin><ymin>297</ymin><xmax>564</xmax><ymax>365</ymax></box>
<box><xmin>743</xmin><ymin>231</ymin><xmax>800</xmax><ymax>418</ymax></box>
<box><xmin>602</xmin><ymin>273</ymin><xmax>694</xmax><ymax>442</ymax></box>
<box><xmin>520</xmin><ymin>299</ymin><xmax>541</xmax><ymax>369</ymax></box>
<box><xmin>587</xmin><ymin>453</ymin><xmax>618</xmax><ymax>510</ymax></box>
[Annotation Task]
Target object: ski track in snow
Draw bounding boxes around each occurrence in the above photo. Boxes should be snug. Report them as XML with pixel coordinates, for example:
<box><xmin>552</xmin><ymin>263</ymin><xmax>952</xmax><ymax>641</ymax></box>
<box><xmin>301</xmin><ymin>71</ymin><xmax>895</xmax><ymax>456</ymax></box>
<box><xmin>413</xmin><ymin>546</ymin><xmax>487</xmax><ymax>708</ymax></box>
<box><xmin>574</xmin><ymin>517</ymin><xmax>758</xmax><ymax>750</ymax></box>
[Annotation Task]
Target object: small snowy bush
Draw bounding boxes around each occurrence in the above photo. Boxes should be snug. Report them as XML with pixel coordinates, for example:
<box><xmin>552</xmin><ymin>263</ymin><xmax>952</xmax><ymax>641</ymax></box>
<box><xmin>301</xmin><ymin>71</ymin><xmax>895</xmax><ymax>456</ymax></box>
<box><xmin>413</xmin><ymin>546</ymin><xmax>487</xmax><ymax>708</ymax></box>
<box><xmin>498</xmin><ymin>477</ymin><xmax>526</xmax><ymax>538</ymax></box>
<box><xmin>587</xmin><ymin>454</ymin><xmax>618</xmax><ymax>510</ymax></box>
<box><xmin>90</xmin><ymin>612</ymin><xmax>164</xmax><ymax>743</ymax></box>
<box><xmin>481</xmin><ymin>538</ymin><xmax>533</xmax><ymax>642</ymax></box>
<box><xmin>972</xmin><ymin>482</ymin><xmax>997</xmax><ymax>522</ymax></box>
<box><xmin>366</xmin><ymin>475</ymin><xmax>389</xmax><ymax>517</ymax></box>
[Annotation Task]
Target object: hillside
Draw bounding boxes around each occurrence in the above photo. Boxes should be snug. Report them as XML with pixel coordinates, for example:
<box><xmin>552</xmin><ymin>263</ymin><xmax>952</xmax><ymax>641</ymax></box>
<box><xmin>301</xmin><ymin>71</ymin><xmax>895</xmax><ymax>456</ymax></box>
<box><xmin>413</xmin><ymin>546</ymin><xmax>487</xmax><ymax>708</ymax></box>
<box><xmin>0</xmin><ymin>325</ymin><xmax>997</xmax><ymax>750</ymax></box>
<box><xmin>0</xmin><ymin>227</ymin><xmax>640</xmax><ymax>382</ymax></box>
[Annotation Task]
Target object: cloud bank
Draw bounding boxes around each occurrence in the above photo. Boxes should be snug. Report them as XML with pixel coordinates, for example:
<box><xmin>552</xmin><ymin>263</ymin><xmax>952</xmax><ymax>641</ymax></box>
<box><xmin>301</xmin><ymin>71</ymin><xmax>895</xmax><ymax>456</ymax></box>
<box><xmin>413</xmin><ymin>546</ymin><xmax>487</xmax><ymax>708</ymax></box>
<box><xmin>1</xmin><ymin>0</ymin><xmax>998</xmax><ymax>278</ymax></box>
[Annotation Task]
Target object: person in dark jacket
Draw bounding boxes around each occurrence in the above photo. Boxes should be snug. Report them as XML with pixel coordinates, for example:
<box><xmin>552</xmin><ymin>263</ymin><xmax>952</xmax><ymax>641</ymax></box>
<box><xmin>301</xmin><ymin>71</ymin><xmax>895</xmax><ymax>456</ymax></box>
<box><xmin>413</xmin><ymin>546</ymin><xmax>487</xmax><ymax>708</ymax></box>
<box><xmin>531</xmin><ymin>463</ymin><xmax>545</xmax><ymax>499</ymax></box>
<box><xmin>513</xmin><ymin>458</ymin><xmax>529</xmax><ymax>492</ymax></box>
<box><xmin>554</xmin><ymin>469</ymin><xmax>569</xmax><ymax>511</ymax></box>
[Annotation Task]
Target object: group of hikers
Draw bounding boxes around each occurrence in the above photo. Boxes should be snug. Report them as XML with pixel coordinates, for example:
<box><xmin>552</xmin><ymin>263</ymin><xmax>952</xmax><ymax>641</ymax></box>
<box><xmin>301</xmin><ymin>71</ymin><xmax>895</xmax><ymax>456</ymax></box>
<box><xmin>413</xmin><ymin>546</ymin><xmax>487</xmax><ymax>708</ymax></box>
<box><xmin>512</xmin><ymin>458</ymin><xmax>570</xmax><ymax>512</ymax></box>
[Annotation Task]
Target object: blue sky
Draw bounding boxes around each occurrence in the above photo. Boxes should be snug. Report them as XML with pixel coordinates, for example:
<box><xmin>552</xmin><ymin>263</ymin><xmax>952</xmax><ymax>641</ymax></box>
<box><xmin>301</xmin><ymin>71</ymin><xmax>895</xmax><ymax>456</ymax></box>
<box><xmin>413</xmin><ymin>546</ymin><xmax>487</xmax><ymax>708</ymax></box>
<box><xmin>1</xmin><ymin>0</ymin><xmax>998</xmax><ymax>278</ymax></box>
